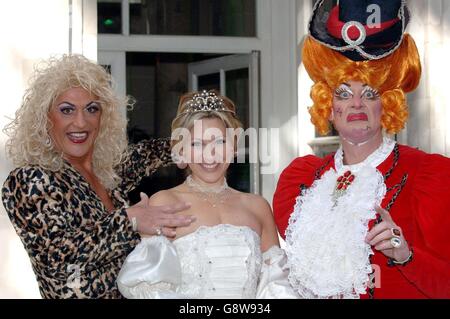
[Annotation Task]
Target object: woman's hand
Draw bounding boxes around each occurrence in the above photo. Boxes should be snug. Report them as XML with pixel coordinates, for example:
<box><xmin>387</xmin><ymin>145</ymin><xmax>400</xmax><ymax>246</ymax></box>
<box><xmin>365</xmin><ymin>205</ymin><xmax>411</xmax><ymax>262</ymax></box>
<box><xmin>126</xmin><ymin>193</ymin><xmax>194</xmax><ymax>238</ymax></box>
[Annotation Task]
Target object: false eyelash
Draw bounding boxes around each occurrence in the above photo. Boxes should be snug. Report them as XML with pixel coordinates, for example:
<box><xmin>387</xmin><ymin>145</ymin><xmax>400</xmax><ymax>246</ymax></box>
<box><xmin>362</xmin><ymin>87</ymin><xmax>380</xmax><ymax>98</ymax></box>
<box><xmin>334</xmin><ymin>87</ymin><xmax>352</xmax><ymax>96</ymax></box>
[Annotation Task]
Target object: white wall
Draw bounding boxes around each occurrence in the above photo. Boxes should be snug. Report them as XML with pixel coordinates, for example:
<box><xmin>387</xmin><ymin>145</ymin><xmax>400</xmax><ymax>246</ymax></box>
<box><xmin>71</xmin><ymin>0</ymin><xmax>98</xmax><ymax>61</ymax></box>
<box><xmin>404</xmin><ymin>1</ymin><xmax>450</xmax><ymax>156</ymax></box>
<box><xmin>0</xmin><ymin>0</ymin><xmax>96</xmax><ymax>298</ymax></box>
<box><xmin>296</xmin><ymin>0</ymin><xmax>315</xmax><ymax>157</ymax></box>
<box><xmin>259</xmin><ymin>0</ymin><xmax>299</xmax><ymax>202</ymax></box>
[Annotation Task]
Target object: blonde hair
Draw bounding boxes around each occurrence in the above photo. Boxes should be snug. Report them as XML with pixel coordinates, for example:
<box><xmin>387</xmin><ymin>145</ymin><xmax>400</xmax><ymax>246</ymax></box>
<box><xmin>3</xmin><ymin>54</ymin><xmax>132</xmax><ymax>189</ymax></box>
<box><xmin>171</xmin><ymin>90</ymin><xmax>243</xmax><ymax>149</ymax></box>
<box><xmin>303</xmin><ymin>34</ymin><xmax>422</xmax><ymax>135</ymax></box>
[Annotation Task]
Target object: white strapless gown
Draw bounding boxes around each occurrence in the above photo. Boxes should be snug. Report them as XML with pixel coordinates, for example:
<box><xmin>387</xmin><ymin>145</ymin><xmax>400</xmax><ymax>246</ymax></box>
<box><xmin>117</xmin><ymin>224</ymin><xmax>299</xmax><ymax>299</ymax></box>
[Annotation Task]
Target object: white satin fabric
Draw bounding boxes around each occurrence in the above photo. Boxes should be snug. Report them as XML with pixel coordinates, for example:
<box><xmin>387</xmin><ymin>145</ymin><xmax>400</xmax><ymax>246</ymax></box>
<box><xmin>117</xmin><ymin>224</ymin><xmax>299</xmax><ymax>299</ymax></box>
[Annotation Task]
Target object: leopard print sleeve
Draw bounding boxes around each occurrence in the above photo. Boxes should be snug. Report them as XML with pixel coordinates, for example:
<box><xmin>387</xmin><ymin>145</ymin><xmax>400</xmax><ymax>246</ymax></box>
<box><xmin>116</xmin><ymin>137</ymin><xmax>172</xmax><ymax>194</ymax></box>
<box><xmin>1</xmin><ymin>166</ymin><xmax>140</xmax><ymax>298</ymax></box>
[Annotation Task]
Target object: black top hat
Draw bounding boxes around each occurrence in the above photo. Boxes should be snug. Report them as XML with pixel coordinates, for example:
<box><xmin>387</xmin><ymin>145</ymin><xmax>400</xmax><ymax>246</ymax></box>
<box><xmin>309</xmin><ymin>0</ymin><xmax>410</xmax><ymax>61</ymax></box>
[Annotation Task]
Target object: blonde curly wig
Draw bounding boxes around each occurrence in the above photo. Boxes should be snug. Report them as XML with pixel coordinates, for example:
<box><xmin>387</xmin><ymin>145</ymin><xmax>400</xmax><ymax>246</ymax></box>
<box><xmin>3</xmin><ymin>54</ymin><xmax>132</xmax><ymax>189</ymax></box>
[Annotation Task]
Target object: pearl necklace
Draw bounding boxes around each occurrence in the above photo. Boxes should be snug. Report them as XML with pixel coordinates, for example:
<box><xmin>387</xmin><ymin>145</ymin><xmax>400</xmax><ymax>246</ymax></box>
<box><xmin>185</xmin><ymin>175</ymin><xmax>231</xmax><ymax>208</ymax></box>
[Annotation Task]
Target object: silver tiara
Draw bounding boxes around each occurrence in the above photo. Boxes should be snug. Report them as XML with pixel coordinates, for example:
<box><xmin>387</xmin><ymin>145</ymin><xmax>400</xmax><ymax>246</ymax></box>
<box><xmin>174</xmin><ymin>90</ymin><xmax>235</xmax><ymax>121</ymax></box>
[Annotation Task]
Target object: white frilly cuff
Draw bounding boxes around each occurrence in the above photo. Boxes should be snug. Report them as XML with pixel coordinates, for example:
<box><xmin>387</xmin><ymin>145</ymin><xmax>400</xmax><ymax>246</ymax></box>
<box><xmin>256</xmin><ymin>246</ymin><xmax>300</xmax><ymax>299</ymax></box>
<box><xmin>117</xmin><ymin>236</ymin><xmax>185</xmax><ymax>299</ymax></box>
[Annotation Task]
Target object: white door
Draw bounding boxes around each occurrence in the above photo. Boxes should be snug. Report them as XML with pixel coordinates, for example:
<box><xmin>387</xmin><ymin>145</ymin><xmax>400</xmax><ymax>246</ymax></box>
<box><xmin>188</xmin><ymin>52</ymin><xmax>260</xmax><ymax>194</ymax></box>
<box><xmin>98</xmin><ymin>51</ymin><xmax>126</xmax><ymax>98</ymax></box>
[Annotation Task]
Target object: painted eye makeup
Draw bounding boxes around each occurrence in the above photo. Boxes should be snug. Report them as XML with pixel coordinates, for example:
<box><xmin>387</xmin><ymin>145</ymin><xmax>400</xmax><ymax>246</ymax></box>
<box><xmin>58</xmin><ymin>104</ymin><xmax>75</xmax><ymax>115</ymax></box>
<box><xmin>334</xmin><ymin>85</ymin><xmax>353</xmax><ymax>100</ymax></box>
<box><xmin>86</xmin><ymin>102</ymin><xmax>101</xmax><ymax>114</ymax></box>
<box><xmin>361</xmin><ymin>87</ymin><xmax>380</xmax><ymax>100</ymax></box>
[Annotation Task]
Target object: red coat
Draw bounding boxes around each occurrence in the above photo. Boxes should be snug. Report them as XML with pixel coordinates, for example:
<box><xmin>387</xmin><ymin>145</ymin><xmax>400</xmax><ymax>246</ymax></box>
<box><xmin>273</xmin><ymin>144</ymin><xmax>450</xmax><ymax>298</ymax></box>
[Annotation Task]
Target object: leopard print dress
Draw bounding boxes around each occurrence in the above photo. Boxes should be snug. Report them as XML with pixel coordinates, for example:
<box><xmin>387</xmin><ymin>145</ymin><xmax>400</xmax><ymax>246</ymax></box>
<box><xmin>1</xmin><ymin>139</ymin><xmax>171</xmax><ymax>299</ymax></box>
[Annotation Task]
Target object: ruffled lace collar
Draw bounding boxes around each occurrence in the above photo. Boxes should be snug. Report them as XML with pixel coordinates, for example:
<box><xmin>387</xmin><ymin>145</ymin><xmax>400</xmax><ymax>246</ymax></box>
<box><xmin>334</xmin><ymin>137</ymin><xmax>396</xmax><ymax>174</ymax></box>
<box><xmin>284</xmin><ymin>138</ymin><xmax>393</xmax><ymax>298</ymax></box>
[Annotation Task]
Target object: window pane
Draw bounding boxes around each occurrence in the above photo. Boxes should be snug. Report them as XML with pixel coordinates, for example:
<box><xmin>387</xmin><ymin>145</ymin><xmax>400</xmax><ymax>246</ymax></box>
<box><xmin>129</xmin><ymin>0</ymin><xmax>256</xmax><ymax>36</ymax></box>
<box><xmin>98</xmin><ymin>0</ymin><xmax>122</xmax><ymax>34</ymax></box>
<box><xmin>225</xmin><ymin>68</ymin><xmax>250</xmax><ymax>193</ymax></box>
<box><xmin>197</xmin><ymin>73</ymin><xmax>220</xmax><ymax>91</ymax></box>
<box><xmin>226</xmin><ymin>68</ymin><xmax>249</xmax><ymax>129</ymax></box>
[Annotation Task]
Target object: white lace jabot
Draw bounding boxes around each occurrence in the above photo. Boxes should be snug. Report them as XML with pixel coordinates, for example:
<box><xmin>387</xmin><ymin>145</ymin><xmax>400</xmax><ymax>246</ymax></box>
<box><xmin>285</xmin><ymin>137</ymin><xmax>395</xmax><ymax>299</ymax></box>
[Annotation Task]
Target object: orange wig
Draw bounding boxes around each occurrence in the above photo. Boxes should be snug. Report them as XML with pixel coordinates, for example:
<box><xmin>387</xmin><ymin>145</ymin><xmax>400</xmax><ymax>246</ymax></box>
<box><xmin>303</xmin><ymin>34</ymin><xmax>421</xmax><ymax>135</ymax></box>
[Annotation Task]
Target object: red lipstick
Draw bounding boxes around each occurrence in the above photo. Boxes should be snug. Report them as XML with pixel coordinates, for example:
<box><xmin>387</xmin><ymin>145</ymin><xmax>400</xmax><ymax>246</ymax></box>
<box><xmin>347</xmin><ymin>113</ymin><xmax>368</xmax><ymax>122</ymax></box>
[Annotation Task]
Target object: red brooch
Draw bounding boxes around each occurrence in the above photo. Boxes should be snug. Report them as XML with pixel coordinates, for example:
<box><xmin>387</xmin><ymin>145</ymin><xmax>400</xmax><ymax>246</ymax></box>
<box><xmin>336</xmin><ymin>170</ymin><xmax>355</xmax><ymax>191</ymax></box>
<box><xmin>332</xmin><ymin>170</ymin><xmax>356</xmax><ymax>205</ymax></box>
